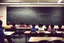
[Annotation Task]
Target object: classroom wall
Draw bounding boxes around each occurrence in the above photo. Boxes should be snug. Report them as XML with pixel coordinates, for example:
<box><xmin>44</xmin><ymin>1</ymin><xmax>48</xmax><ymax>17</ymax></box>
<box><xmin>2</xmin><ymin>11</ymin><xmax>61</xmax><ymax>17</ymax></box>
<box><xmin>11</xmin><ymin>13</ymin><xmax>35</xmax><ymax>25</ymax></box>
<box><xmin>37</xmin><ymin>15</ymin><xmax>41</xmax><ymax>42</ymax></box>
<box><xmin>0</xmin><ymin>5</ymin><xmax>7</xmax><ymax>26</ymax></box>
<box><xmin>0</xmin><ymin>4</ymin><xmax>64</xmax><ymax>25</ymax></box>
<box><xmin>0</xmin><ymin>0</ymin><xmax>21</xmax><ymax>2</ymax></box>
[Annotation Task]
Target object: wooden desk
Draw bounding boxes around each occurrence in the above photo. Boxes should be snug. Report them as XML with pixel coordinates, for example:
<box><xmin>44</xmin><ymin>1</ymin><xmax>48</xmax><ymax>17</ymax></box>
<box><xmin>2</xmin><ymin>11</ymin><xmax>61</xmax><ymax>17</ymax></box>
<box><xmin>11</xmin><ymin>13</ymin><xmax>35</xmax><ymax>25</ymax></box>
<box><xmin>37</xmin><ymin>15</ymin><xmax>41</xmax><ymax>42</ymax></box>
<box><xmin>16</xmin><ymin>27</ymin><xmax>38</xmax><ymax>31</ymax></box>
<box><xmin>25</xmin><ymin>31</ymin><xmax>64</xmax><ymax>37</ymax></box>
<box><xmin>4</xmin><ymin>31</ymin><xmax>15</xmax><ymax>36</ymax></box>
<box><xmin>4</xmin><ymin>31</ymin><xmax>15</xmax><ymax>43</ymax></box>
<box><xmin>24</xmin><ymin>31</ymin><xmax>39</xmax><ymax>34</ymax></box>
<box><xmin>29</xmin><ymin>37</ymin><xmax>64</xmax><ymax>43</ymax></box>
<box><xmin>24</xmin><ymin>31</ymin><xmax>64</xmax><ymax>43</ymax></box>
<box><xmin>24</xmin><ymin>31</ymin><xmax>64</xmax><ymax>35</ymax></box>
<box><xmin>16</xmin><ymin>27</ymin><xmax>31</xmax><ymax>29</ymax></box>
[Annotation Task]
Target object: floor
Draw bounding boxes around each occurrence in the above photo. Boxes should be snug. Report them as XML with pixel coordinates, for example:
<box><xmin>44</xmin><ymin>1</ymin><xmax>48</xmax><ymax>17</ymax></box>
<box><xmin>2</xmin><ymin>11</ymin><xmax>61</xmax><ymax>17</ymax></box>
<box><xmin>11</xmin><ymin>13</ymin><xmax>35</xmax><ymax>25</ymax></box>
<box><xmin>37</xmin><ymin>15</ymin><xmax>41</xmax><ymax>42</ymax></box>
<box><xmin>11</xmin><ymin>34</ymin><xmax>26</xmax><ymax>43</ymax></box>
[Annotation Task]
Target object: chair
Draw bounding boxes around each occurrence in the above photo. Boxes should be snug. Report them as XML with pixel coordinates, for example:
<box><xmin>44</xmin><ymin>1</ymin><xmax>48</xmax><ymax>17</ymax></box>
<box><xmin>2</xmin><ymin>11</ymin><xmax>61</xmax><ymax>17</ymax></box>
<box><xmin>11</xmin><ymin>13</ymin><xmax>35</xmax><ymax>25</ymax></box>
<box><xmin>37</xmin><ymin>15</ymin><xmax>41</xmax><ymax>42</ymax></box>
<box><xmin>30</xmin><ymin>32</ymin><xmax>38</xmax><ymax>36</ymax></box>
<box><xmin>51</xmin><ymin>40</ymin><xmax>64</xmax><ymax>43</ymax></box>
<box><xmin>38</xmin><ymin>40</ymin><xmax>50</xmax><ymax>43</ymax></box>
<box><xmin>39</xmin><ymin>32</ymin><xmax>45</xmax><ymax>36</ymax></box>
<box><xmin>48</xmin><ymin>33</ymin><xmax>57</xmax><ymax>37</ymax></box>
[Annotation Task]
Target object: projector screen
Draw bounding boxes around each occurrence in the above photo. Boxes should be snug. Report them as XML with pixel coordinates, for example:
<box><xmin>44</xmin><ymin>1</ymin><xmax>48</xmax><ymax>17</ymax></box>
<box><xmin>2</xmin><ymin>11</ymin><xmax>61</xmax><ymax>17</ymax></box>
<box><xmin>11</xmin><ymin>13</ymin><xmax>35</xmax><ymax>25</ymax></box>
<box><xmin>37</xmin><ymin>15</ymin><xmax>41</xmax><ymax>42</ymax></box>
<box><xmin>7</xmin><ymin>7</ymin><xmax>64</xmax><ymax>25</ymax></box>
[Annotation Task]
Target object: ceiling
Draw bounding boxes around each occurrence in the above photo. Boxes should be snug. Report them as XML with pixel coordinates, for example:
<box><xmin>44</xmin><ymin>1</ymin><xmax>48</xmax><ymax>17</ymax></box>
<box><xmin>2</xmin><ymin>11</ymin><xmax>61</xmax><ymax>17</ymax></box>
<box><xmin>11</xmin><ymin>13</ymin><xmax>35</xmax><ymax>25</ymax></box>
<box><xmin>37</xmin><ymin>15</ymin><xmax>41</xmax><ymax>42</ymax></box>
<box><xmin>61</xmin><ymin>0</ymin><xmax>64</xmax><ymax>3</ymax></box>
<box><xmin>0</xmin><ymin>0</ymin><xmax>64</xmax><ymax>3</ymax></box>
<box><xmin>0</xmin><ymin>0</ymin><xmax>64</xmax><ymax>7</ymax></box>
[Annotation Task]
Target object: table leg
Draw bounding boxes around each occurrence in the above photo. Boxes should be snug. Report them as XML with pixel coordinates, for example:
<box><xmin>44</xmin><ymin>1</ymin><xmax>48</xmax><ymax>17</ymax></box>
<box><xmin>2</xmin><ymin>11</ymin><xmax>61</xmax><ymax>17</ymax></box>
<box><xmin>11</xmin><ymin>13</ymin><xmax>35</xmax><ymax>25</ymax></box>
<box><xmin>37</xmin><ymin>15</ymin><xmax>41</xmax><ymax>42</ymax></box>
<box><xmin>25</xmin><ymin>35</ymin><xmax>29</xmax><ymax>43</ymax></box>
<box><xmin>6</xmin><ymin>36</ymin><xmax>12</xmax><ymax>43</ymax></box>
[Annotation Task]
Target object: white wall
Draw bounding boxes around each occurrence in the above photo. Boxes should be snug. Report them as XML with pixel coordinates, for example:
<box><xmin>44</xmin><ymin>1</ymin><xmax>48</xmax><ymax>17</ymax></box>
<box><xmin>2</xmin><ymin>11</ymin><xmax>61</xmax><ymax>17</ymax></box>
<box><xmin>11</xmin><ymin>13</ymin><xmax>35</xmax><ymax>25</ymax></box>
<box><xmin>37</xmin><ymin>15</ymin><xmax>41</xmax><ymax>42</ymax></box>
<box><xmin>0</xmin><ymin>5</ymin><xmax>7</xmax><ymax>26</ymax></box>
<box><xmin>3</xmin><ymin>0</ymin><xmax>21</xmax><ymax>2</ymax></box>
<box><xmin>0</xmin><ymin>0</ymin><xmax>58</xmax><ymax>2</ymax></box>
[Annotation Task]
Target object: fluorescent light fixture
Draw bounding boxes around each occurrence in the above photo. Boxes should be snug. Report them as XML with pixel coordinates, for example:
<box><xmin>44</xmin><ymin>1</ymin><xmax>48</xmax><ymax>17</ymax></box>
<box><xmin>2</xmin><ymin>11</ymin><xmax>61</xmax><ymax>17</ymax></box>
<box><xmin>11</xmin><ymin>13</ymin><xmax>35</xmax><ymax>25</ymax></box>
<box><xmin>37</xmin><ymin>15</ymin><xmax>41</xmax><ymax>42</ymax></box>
<box><xmin>0</xmin><ymin>3</ymin><xmax>64</xmax><ymax>5</ymax></box>
<box><xmin>0</xmin><ymin>3</ymin><xmax>20</xmax><ymax>4</ymax></box>
<box><xmin>9</xmin><ymin>4</ymin><xmax>64</xmax><ymax>7</ymax></box>
<box><xmin>57</xmin><ymin>0</ymin><xmax>62</xmax><ymax>3</ymax></box>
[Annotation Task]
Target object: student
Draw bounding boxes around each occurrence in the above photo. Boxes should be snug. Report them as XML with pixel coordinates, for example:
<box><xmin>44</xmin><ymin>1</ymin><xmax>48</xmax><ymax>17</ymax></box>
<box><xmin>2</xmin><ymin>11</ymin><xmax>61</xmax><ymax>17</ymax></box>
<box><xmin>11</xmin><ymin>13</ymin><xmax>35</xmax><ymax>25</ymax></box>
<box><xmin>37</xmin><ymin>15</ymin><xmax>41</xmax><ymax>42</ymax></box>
<box><xmin>11</xmin><ymin>23</ymin><xmax>16</xmax><ymax>31</ymax></box>
<box><xmin>0</xmin><ymin>21</ymin><xmax>12</xmax><ymax>43</ymax></box>
<box><xmin>4</xmin><ymin>23</ymin><xmax>11</xmax><ymax>29</ymax></box>
<box><xmin>0</xmin><ymin>20</ymin><xmax>5</xmax><ymax>43</ymax></box>
<box><xmin>50</xmin><ymin>25</ymin><xmax>56</xmax><ymax>33</ymax></box>
<box><xmin>58</xmin><ymin>25</ymin><xmax>62</xmax><ymax>31</ymax></box>
<box><xmin>26</xmin><ymin>24</ymin><xmax>31</xmax><ymax>28</ymax></box>
<box><xmin>45</xmin><ymin>25</ymin><xmax>49</xmax><ymax>31</ymax></box>
<box><xmin>58</xmin><ymin>25</ymin><xmax>62</xmax><ymax>29</ymax></box>
<box><xmin>31</xmin><ymin>24</ymin><xmax>37</xmax><ymax>32</ymax></box>
<box><xmin>30</xmin><ymin>24</ymin><xmax>37</xmax><ymax>36</ymax></box>
<box><xmin>19</xmin><ymin>23</ymin><xmax>25</xmax><ymax>27</ymax></box>
<box><xmin>51</xmin><ymin>25</ymin><xmax>54</xmax><ymax>29</ymax></box>
<box><xmin>38</xmin><ymin>24</ymin><xmax>44</xmax><ymax>31</ymax></box>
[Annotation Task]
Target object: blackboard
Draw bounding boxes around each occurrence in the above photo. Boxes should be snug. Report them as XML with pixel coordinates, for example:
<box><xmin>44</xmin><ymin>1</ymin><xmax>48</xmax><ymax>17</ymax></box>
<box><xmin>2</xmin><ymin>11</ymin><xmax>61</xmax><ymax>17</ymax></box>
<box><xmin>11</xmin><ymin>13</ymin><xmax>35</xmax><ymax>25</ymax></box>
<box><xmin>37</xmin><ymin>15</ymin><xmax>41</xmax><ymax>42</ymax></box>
<box><xmin>7</xmin><ymin>7</ymin><xmax>64</xmax><ymax>25</ymax></box>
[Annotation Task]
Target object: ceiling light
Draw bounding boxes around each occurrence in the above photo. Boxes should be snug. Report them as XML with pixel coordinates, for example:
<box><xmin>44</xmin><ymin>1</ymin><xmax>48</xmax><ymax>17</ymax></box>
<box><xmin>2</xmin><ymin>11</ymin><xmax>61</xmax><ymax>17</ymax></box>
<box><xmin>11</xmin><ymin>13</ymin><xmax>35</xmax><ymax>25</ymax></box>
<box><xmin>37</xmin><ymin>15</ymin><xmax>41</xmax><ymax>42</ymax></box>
<box><xmin>0</xmin><ymin>3</ymin><xmax>64</xmax><ymax>5</ymax></box>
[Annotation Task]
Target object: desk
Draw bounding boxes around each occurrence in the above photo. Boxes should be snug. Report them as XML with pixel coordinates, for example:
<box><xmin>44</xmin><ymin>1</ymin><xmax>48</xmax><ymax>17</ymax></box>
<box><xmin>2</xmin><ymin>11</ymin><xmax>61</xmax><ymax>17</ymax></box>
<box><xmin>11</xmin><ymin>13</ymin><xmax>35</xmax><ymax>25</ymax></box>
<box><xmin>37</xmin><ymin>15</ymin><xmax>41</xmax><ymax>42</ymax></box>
<box><xmin>24</xmin><ymin>31</ymin><xmax>39</xmax><ymax>43</ymax></box>
<box><xmin>16</xmin><ymin>27</ymin><xmax>31</xmax><ymax>38</ymax></box>
<box><xmin>16</xmin><ymin>27</ymin><xmax>31</xmax><ymax>30</ymax></box>
<box><xmin>24</xmin><ymin>31</ymin><xmax>50</xmax><ymax>35</ymax></box>
<box><xmin>4</xmin><ymin>31</ymin><xmax>15</xmax><ymax>43</ymax></box>
<box><xmin>4</xmin><ymin>31</ymin><xmax>15</xmax><ymax>36</ymax></box>
<box><xmin>29</xmin><ymin>37</ymin><xmax>64</xmax><ymax>43</ymax></box>
<box><xmin>24</xmin><ymin>31</ymin><xmax>64</xmax><ymax>43</ymax></box>
<box><xmin>24</xmin><ymin>31</ymin><xmax>64</xmax><ymax>35</ymax></box>
<box><xmin>25</xmin><ymin>31</ymin><xmax>64</xmax><ymax>37</ymax></box>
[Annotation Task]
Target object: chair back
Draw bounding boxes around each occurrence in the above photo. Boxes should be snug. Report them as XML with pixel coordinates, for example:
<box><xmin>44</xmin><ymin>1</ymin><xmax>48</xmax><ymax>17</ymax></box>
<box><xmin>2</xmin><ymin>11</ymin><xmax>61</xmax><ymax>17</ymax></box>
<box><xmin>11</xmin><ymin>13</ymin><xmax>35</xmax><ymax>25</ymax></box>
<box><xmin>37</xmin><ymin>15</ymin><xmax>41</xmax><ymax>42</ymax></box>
<box><xmin>38</xmin><ymin>40</ymin><xmax>50</xmax><ymax>43</ymax></box>
<box><xmin>51</xmin><ymin>40</ymin><xmax>63</xmax><ymax>43</ymax></box>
